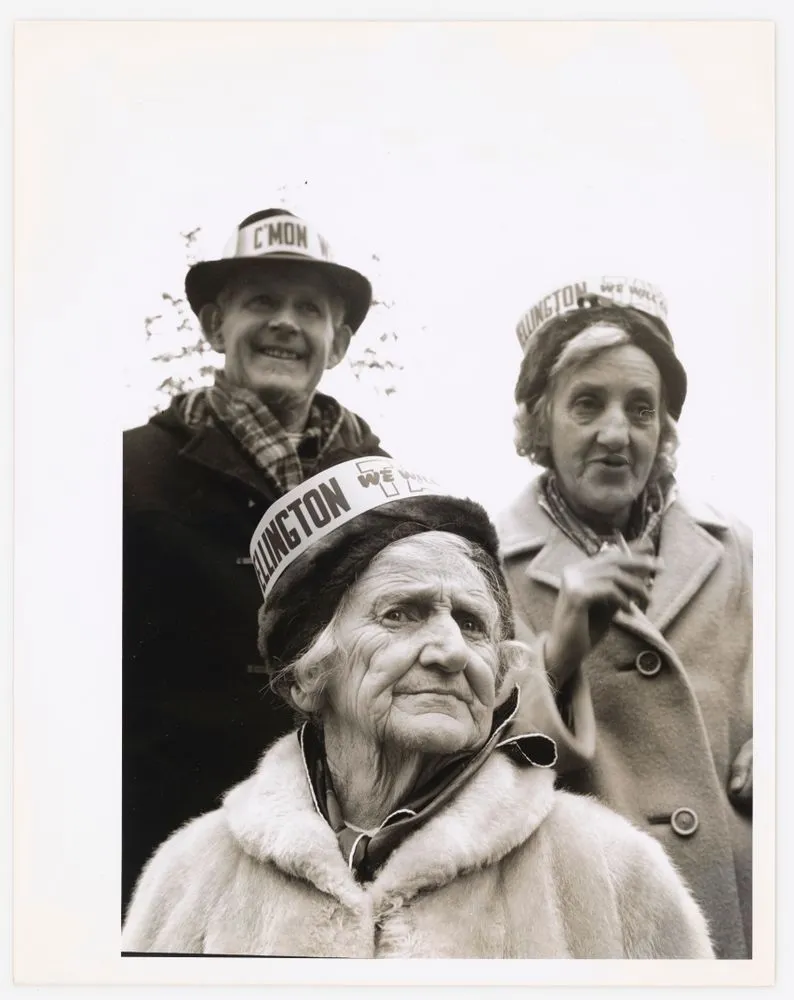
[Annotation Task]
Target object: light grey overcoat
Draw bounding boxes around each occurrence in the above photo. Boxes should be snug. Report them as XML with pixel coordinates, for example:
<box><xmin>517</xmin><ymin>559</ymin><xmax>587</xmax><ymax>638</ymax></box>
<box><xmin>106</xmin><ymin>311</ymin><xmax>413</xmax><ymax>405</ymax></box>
<box><xmin>497</xmin><ymin>480</ymin><xmax>753</xmax><ymax>959</ymax></box>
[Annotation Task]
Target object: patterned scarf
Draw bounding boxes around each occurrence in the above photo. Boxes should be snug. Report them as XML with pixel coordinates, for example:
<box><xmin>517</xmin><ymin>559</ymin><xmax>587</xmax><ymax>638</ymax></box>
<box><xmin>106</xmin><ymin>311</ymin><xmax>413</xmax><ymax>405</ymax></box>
<box><xmin>181</xmin><ymin>370</ymin><xmax>345</xmax><ymax>494</ymax></box>
<box><xmin>299</xmin><ymin>686</ymin><xmax>557</xmax><ymax>883</ymax></box>
<box><xmin>538</xmin><ymin>470</ymin><xmax>677</xmax><ymax>558</ymax></box>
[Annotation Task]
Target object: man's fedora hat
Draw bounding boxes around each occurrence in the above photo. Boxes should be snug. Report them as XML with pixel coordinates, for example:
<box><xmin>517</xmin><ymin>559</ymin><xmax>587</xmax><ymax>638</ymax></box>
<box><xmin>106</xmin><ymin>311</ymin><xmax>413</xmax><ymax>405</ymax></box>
<box><xmin>185</xmin><ymin>208</ymin><xmax>373</xmax><ymax>332</ymax></box>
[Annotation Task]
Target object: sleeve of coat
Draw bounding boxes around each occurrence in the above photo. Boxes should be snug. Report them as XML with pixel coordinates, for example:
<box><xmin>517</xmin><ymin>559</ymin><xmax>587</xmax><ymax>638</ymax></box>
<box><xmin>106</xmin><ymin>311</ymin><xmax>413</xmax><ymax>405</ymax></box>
<box><xmin>121</xmin><ymin>811</ymin><xmax>239</xmax><ymax>954</ymax></box>
<box><xmin>511</xmin><ymin>615</ymin><xmax>597</xmax><ymax>774</ymax></box>
<box><xmin>738</xmin><ymin>516</ymin><xmax>754</xmax><ymax>742</ymax></box>
<box><xmin>607</xmin><ymin>820</ymin><xmax>716</xmax><ymax>959</ymax></box>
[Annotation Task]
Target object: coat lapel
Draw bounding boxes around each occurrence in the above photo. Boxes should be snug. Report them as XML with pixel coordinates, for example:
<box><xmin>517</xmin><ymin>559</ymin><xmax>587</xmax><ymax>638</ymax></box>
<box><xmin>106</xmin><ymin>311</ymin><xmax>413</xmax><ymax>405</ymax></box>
<box><xmin>222</xmin><ymin>733</ymin><xmax>366</xmax><ymax>911</ymax></box>
<box><xmin>498</xmin><ymin>481</ymin><xmax>727</xmax><ymax>654</ymax></box>
<box><xmin>643</xmin><ymin>497</ymin><xmax>726</xmax><ymax>633</ymax></box>
<box><xmin>180</xmin><ymin>424</ymin><xmax>276</xmax><ymax>496</ymax></box>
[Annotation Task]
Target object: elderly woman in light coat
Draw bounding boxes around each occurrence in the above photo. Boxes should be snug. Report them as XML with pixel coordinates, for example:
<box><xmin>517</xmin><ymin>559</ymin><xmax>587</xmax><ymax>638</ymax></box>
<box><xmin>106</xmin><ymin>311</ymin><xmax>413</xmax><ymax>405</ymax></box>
<box><xmin>496</xmin><ymin>279</ymin><xmax>752</xmax><ymax>960</ymax></box>
<box><xmin>122</xmin><ymin>458</ymin><xmax>714</xmax><ymax>959</ymax></box>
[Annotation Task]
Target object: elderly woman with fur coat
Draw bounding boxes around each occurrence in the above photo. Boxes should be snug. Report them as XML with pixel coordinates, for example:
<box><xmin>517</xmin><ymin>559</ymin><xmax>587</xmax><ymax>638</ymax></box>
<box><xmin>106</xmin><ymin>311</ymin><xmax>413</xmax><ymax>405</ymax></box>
<box><xmin>122</xmin><ymin>457</ymin><xmax>714</xmax><ymax>959</ymax></box>
<box><xmin>496</xmin><ymin>278</ymin><xmax>753</xmax><ymax>960</ymax></box>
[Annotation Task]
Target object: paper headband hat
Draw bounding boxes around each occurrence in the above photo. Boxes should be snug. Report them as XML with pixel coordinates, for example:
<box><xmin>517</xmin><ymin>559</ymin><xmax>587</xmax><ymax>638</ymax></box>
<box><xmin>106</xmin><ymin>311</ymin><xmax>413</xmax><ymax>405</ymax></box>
<box><xmin>515</xmin><ymin>276</ymin><xmax>669</xmax><ymax>353</ymax></box>
<box><xmin>185</xmin><ymin>209</ymin><xmax>373</xmax><ymax>331</ymax></box>
<box><xmin>249</xmin><ymin>457</ymin><xmax>449</xmax><ymax>603</ymax></box>
<box><xmin>221</xmin><ymin>212</ymin><xmax>333</xmax><ymax>262</ymax></box>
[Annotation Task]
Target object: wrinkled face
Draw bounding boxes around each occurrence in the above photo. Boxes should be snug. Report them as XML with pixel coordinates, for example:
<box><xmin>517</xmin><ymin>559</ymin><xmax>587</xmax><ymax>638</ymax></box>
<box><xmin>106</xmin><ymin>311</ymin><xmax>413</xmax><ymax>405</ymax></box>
<box><xmin>324</xmin><ymin>534</ymin><xmax>502</xmax><ymax>756</ymax></box>
<box><xmin>547</xmin><ymin>339</ymin><xmax>662</xmax><ymax>530</ymax></box>
<box><xmin>208</xmin><ymin>262</ymin><xmax>348</xmax><ymax>403</ymax></box>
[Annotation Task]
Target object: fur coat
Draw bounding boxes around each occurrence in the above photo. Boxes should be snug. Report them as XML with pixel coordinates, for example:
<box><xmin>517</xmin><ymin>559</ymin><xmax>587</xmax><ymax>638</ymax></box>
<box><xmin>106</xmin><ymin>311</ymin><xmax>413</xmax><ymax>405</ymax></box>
<box><xmin>496</xmin><ymin>480</ymin><xmax>753</xmax><ymax>960</ymax></box>
<box><xmin>122</xmin><ymin>731</ymin><xmax>714</xmax><ymax>959</ymax></box>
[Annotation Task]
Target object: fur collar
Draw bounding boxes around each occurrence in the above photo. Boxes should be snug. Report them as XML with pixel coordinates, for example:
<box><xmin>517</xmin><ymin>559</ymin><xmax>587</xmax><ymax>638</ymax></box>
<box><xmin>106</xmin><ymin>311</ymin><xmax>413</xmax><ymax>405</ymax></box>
<box><xmin>222</xmin><ymin>732</ymin><xmax>556</xmax><ymax>908</ymax></box>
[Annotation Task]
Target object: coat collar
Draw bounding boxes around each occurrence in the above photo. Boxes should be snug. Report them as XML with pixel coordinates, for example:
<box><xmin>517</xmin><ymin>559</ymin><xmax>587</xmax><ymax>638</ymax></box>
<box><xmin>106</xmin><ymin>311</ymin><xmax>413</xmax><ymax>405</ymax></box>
<box><xmin>497</xmin><ymin>478</ymin><xmax>729</xmax><ymax>641</ymax></box>
<box><xmin>222</xmin><ymin>730</ymin><xmax>556</xmax><ymax>909</ymax></box>
<box><xmin>178</xmin><ymin>422</ymin><xmax>277</xmax><ymax>496</ymax></box>
<box><xmin>152</xmin><ymin>391</ymin><xmax>283</xmax><ymax>496</ymax></box>
<box><xmin>223</xmin><ymin>732</ymin><xmax>366</xmax><ymax>909</ymax></box>
<box><xmin>168</xmin><ymin>393</ymin><xmax>374</xmax><ymax>498</ymax></box>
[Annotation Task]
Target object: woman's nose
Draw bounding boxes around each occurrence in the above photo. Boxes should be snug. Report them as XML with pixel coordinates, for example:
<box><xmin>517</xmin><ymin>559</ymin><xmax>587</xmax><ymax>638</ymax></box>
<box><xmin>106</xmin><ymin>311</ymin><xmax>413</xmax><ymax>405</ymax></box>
<box><xmin>596</xmin><ymin>405</ymin><xmax>630</xmax><ymax>447</ymax></box>
<box><xmin>417</xmin><ymin>614</ymin><xmax>469</xmax><ymax>673</ymax></box>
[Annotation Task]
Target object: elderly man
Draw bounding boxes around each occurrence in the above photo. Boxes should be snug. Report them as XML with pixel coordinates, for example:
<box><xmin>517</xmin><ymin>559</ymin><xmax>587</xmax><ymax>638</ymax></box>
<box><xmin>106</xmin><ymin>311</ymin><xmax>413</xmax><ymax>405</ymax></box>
<box><xmin>123</xmin><ymin>208</ymin><xmax>388</xmax><ymax>913</ymax></box>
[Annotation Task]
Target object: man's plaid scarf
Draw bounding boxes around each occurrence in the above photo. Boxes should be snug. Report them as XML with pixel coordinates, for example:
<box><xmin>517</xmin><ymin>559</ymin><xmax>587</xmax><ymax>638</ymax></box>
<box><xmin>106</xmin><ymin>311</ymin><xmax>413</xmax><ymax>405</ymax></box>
<box><xmin>181</xmin><ymin>370</ymin><xmax>345</xmax><ymax>494</ymax></box>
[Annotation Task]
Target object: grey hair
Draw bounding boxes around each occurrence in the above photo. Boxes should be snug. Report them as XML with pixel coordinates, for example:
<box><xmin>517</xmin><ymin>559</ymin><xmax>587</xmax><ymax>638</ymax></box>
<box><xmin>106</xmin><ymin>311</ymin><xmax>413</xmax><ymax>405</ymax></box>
<box><xmin>513</xmin><ymin>324</ymin><xmax>679</xmax><ymax>481</ymax></box>
<box><xmin>269</xmin><ymin>598</ymin><xmax>349</xmax><ymax>719</ymax></box>
<box><xmin>270</xmin><ymin>532</ymin><xmax>516</xmax><ymax>721</ymax></box>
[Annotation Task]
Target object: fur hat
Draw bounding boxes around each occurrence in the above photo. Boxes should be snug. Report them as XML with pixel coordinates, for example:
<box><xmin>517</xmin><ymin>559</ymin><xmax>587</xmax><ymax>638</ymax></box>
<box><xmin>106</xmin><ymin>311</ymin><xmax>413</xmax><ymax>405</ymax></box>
<box><xmin>255</xmin><ymin>493</ymin><xmax>514</xmax><ymax>674</ymax></box>
<box><xmin>185</xmin><ymin>208</ymin><xmax>372</xmax><ymax>332</ymax></box>
<box><xmin>514</xmin><ymin>278</ymin><xmax>687</xmax><ymax>420</ymax></box>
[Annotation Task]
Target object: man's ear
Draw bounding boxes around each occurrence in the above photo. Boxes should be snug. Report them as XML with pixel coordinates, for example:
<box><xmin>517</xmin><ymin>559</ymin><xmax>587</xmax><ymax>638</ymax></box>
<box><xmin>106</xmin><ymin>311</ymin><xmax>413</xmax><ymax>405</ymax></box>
<box><xmin>326</xmin><ymin>324</ymin><xmax>352</xmax><ymax>370</ymax></box>
<box><xmin>199</xmin><ymin>303</ymin><xmax>225</xmax><ymax>353</ymax></box>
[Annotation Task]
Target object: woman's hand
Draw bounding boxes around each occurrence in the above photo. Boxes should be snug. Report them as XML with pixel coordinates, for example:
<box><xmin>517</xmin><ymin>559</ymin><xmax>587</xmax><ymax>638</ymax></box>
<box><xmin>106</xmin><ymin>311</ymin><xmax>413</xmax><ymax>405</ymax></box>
<box><xmin>544</xmin><ymin>550</ymin><xmax>663</xmax><ymax>687</ymax></box>
<box><xmin>729</xmin><ymin>738</ymin><xmax>753</xmax><ymax>808</ymax></box>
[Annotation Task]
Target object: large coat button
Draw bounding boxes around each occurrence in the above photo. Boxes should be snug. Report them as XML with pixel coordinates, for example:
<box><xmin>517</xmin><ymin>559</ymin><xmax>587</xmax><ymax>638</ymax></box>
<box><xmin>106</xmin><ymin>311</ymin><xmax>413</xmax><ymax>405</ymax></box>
<box><xmin>670</xmin><ymin>807</ymin><xmax>699</xmax><ymax>837</ymax></box>
<box><xmin>635</xmin><ymin>649</ymin><xmax>662</xmax><ymax>676</ymax></box>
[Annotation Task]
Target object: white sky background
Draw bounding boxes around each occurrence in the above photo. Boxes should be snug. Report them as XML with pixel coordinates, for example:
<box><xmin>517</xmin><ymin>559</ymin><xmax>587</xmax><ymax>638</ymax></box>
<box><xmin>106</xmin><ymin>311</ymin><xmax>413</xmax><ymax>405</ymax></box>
<box><xmin>13</xmin><ymin>16</ymin><xmax>778</xmax><ymax>990</ymax></box>
<box><xmin>20</xmin><ymin>20</ymin><xmax>773</xmax><ymax>526</ymax></box>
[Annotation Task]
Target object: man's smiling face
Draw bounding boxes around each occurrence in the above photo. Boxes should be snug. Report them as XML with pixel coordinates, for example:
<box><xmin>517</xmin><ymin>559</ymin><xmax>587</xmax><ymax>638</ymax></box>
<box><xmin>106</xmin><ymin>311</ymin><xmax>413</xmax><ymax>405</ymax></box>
<box><xmin>206</xmin><ymin>261</ymin><xmax>350</xmax><ymax>406</ymax></box>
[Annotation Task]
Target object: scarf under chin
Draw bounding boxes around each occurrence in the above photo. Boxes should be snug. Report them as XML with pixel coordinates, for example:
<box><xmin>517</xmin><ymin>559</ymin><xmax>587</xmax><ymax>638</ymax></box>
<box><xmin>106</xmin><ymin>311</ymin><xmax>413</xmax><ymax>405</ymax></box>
<box><xmin>299</xmin><ymin>686</ymin><xmax>557</xmax><ymax>883</ymax></box>
<box><xmin>538</xmin><ymin>469</ymin><xmax>677</xmax><ymax>558</ymax></box>
<box><xmin>181</xmin><ymin>370</ymin><xmax>344</xmax><ymax>493</ymax></box>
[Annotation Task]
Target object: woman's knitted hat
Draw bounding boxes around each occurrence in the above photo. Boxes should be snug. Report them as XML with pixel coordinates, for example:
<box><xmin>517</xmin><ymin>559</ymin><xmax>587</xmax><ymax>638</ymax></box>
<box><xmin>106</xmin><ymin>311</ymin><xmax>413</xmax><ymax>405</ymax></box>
<box><xmin>514</xmin><ymin>276</ymin><xmax>687</xmax><ymax>420</ymax></box>
<box><xmin>249</xmin><ymin>457</ymin><xmax>513</xmax><ymax>672</ymax></box>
